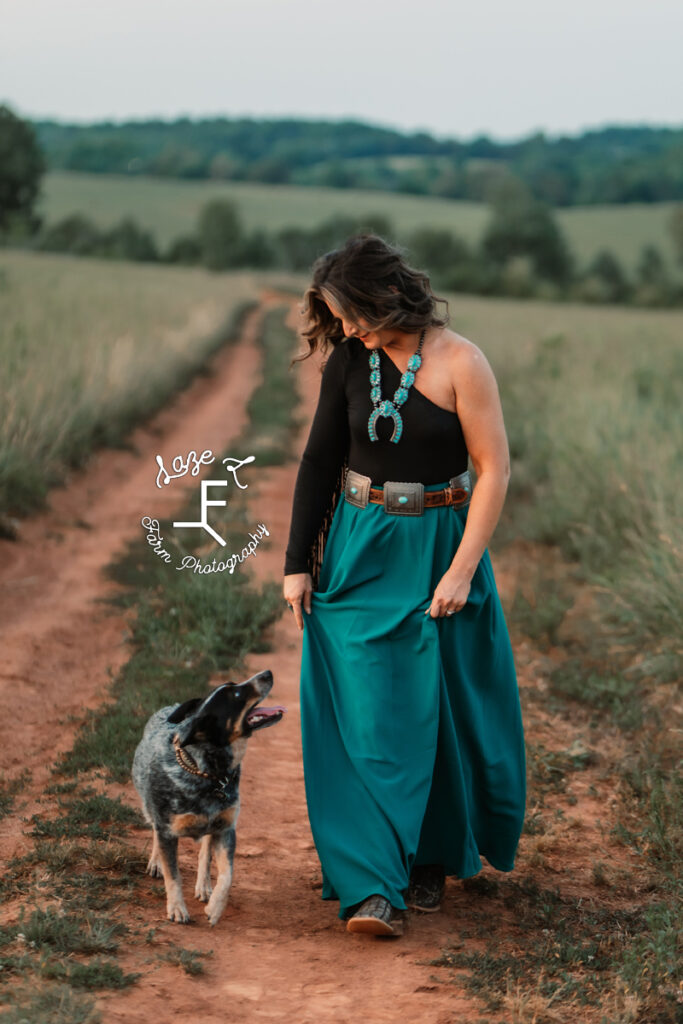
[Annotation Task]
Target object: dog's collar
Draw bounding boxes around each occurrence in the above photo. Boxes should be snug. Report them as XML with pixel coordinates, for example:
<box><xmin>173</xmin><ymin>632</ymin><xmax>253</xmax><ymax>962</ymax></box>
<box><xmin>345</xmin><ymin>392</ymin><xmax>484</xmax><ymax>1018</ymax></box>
<box><xmin>172</xmin><ymin>734</ymin><xmax>238</xmax><ymax>798</ymax></box>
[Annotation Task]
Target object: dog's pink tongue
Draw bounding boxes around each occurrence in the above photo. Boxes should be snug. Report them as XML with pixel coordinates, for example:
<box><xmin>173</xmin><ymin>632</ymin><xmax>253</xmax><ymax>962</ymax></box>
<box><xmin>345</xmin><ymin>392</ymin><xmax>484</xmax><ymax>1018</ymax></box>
<box><xmin>247</xmin><ymin>705</ymin><xmax>286</xmax><ymax>722</ymax></box>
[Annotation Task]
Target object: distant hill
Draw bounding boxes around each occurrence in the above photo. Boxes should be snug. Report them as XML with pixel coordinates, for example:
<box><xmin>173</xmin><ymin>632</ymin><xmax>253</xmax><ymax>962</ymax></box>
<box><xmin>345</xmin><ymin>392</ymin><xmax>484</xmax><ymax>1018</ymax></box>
<box><xmin>32</xmin><ymin>116</ymin><xmax>683</xmax><ymax>207</ymax></box>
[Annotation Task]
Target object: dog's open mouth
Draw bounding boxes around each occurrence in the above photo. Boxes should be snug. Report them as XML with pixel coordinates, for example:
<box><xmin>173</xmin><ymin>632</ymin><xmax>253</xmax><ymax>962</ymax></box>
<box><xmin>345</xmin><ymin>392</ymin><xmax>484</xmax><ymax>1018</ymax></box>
<box><xmin>245</xmin><ymin>704</ymin><xmax>286</xmax><ymax>730</ymax></box>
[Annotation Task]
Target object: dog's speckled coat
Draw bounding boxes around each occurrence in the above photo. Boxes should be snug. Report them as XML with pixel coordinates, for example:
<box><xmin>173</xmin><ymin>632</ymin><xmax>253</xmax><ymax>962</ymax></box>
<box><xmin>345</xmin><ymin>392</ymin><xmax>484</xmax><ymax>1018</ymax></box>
<box><xmin>132</xmin><ymin>669</ymin><xmax>284</xmax><ymax>925</ymax></box>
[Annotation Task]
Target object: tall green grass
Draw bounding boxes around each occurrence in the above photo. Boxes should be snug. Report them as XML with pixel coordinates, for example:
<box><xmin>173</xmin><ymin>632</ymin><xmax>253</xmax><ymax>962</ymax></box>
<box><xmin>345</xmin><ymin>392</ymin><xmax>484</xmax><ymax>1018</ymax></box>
<box><xmin>458</xmin><ymin>292</ymin><xmax>682</xmax><ymax>1022</ymax></box>
<box><xmin>0</xmin><ymin>250</ymin><xmax>262</xmax><ymax>520</ymax></box>
<box><xmin>444</xmin><ymin>293</ymin><xmax>683</xmax><ymax>684</ymax></box>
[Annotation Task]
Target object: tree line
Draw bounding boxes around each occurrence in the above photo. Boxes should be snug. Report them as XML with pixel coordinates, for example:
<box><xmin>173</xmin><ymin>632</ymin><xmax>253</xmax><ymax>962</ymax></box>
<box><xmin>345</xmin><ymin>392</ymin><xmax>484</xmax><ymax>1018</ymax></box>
<box><xmin>32</xmin><ymin>112</ymin><xmax>683</xmax><ymax>206</ymax></box>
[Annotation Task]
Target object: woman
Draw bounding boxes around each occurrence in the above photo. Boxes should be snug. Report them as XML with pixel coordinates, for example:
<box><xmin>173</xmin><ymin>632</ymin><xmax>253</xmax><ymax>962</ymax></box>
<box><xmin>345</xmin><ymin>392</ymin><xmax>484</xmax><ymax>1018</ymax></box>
<box><xmin>283</xmin><ymin>234</ymin><xmax>526</xmax><ymax>938</ymax></box>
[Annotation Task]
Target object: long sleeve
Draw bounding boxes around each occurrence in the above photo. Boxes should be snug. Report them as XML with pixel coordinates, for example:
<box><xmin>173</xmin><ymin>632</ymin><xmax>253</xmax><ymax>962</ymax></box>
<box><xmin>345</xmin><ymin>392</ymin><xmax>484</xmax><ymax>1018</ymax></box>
<box><xmin>284</xmin><ymin>343</ymin><xmax>350</xmax><ymax>576</ymax></box>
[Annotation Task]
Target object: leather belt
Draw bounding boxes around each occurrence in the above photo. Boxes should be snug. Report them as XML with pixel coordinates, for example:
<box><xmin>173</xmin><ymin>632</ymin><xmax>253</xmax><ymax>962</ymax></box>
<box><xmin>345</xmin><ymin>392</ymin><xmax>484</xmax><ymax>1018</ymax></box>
<box><xmin>344</xmin><ymin>469</ymin><xmax>472</xmax><ymax>516</ymax></box>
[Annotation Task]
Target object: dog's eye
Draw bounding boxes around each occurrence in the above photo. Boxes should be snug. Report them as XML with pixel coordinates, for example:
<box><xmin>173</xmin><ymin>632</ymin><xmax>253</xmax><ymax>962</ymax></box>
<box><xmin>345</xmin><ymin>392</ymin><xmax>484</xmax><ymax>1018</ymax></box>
<box><xmin>233</xmin><ymin>688</ymin><xmax>242</xmax><ymax>700</ymax></box>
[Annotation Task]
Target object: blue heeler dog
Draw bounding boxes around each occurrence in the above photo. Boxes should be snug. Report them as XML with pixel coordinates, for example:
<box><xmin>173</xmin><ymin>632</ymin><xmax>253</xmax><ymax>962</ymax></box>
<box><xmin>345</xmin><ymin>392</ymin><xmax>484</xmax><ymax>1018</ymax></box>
<box><xmin>132</xmin><ymin>670</ymin><xmax>285</xmax><ymax>925</ymax></box>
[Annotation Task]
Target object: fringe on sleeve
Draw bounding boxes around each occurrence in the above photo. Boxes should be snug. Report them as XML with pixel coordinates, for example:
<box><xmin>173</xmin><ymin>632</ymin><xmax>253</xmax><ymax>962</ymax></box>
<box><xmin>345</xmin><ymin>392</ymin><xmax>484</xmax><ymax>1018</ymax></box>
<box><xmin>308</xmin><ymin>457</ymin><xmax>348</xmax><ymax>591</ymax></box>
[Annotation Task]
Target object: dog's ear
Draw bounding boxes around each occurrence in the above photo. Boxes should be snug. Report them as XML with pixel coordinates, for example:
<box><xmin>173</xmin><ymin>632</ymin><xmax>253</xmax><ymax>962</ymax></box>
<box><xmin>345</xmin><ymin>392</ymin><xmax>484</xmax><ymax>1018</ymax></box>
<box><xmin>173</xmin><ymin>685</ymin><xmax>234</xmax><ymax>745</ymax></box>
<box><xmin>167</xmin><ymin>698</ymin><xmax>203</xmax><ymax>725</ymax></box>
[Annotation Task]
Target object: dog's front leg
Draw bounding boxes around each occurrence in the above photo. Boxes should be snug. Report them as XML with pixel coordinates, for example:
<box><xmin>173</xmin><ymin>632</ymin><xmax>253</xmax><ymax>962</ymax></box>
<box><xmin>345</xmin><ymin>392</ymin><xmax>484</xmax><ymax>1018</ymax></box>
<box><xmin>157</xmin><ymin>831</ymin><xmax>190</xmax><ymax>923</ymax></box>
<box><xmin>146</xmin><ymin>829</ymin><xmax>163</xmax><ymax>877</ymax></box>
<box><xmin>205</xmin><ymin>828</ymin><xmax>235</xmax><ymax>926</ymax></box>
<box><xmin>194</xmin><ymin>834</ymin><xmax>213</xmax><ymax>902</ymax></box>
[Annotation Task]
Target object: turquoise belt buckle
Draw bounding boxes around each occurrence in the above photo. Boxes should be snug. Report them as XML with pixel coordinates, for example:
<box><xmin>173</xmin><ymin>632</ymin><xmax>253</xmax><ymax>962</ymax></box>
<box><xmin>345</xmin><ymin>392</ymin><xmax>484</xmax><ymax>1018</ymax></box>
<box><xmin>383</xmin><ymin>480</ymin><xmax>424</xmax><ymax>515</ymax></box>
<box><xmin>344</xmin><ymin>469</ymin><xmax>371</xmax><ymax>508</ymax></box>
<box><xmin>448</xmin><ymin>470</ymin><xmax>472</xmax><ymax>507</ymax></box>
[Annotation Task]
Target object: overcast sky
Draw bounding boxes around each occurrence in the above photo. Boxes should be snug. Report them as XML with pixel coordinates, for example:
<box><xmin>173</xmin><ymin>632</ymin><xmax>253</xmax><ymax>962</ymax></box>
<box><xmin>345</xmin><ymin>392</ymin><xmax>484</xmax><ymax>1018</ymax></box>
<box><xmin>2</xmin><ymin>0</ymin><xmax>682</xmax><ymax>141</ymax></box>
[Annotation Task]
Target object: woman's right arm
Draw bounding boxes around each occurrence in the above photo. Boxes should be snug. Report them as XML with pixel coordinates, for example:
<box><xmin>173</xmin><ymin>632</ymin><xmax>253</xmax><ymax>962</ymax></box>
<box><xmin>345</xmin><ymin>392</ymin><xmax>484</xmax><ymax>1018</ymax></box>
<box><xmin>283</xmin><ymin>342</ymin><xmax>350</xmax><ymax>630</ymax></box>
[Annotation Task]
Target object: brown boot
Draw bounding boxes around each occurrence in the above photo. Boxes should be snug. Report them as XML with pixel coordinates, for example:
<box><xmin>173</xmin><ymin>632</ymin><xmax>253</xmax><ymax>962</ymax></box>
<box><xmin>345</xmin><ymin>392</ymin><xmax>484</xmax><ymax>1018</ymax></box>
<box><xmin>346</xmin><ymin>894</ymin><xmax>404</xmax><ymax>937</ymax></box>
<box><xmin>405</xmin><ymin>864</ymin><xmax>445</xmax><ymax>912</ymax></box>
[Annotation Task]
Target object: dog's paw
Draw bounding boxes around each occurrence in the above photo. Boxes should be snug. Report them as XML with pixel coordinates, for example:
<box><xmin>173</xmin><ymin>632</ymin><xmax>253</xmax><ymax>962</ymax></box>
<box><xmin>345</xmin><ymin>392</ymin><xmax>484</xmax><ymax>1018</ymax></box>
<box><xmin>194</xmin><ymin>880</ymin><xmax>213</xmax><ymax>902</ymax></box>
<box><xmin>204</xmin><ymin>905</ymin><xmax>223</xmax><ymax>927</ymax></box>
<box><xmin>167</xmin><ymin>900</ymin><xmax>190</xmax><ymax>924</ymax></box>
<box><xmin>146</xmin><ymin>858</ymin><xmax>163</xmax><ymax>878</ymax></box>
<box><xmin>204</xmin><ymin>893</ymin><xmax>228</xmax><ymax>926</ymax></box>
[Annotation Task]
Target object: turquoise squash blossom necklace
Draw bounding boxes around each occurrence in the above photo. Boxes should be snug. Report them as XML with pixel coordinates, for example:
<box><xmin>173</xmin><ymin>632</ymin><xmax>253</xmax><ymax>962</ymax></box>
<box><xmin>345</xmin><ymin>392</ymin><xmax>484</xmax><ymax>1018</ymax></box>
<box><xmin>367</xmin><ymin>328</ymin><xmax>426</xmax><ymax>443</ymax></box>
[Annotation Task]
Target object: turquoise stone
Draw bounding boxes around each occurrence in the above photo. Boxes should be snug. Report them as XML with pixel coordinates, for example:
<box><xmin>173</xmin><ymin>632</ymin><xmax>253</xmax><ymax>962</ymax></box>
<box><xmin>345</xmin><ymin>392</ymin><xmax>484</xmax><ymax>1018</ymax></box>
<box><xmin>350</xmin><ymin>486</ymin><xmax>358</xmax><ymax>494</ymax></box>
<box><xmin>398</xmin><ymin>495</ymin><xmax>408</xmax><ymax>504</ymax></box>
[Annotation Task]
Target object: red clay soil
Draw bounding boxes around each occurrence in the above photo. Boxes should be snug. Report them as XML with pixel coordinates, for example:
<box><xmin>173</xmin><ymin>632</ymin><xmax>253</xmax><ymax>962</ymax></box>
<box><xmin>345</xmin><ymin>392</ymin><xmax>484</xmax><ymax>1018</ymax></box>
<box><xmin>0</xmin><ymin>293</ymin><xmax>649</xmax><ymax>1023</ymax></box>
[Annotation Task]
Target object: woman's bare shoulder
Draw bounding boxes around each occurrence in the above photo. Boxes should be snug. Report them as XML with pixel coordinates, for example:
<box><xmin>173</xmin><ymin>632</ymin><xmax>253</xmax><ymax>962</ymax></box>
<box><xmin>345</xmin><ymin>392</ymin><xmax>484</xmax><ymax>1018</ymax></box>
<box><xmin>435</xmin><ymin>327</ymin><xmax>495</xmax><ymax>380</ymax></box>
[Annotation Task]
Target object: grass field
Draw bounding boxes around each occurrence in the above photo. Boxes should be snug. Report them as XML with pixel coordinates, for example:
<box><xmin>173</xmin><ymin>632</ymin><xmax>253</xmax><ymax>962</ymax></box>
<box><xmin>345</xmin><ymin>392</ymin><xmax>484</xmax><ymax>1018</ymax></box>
<box><xmin>0</xmin><ymin>250</ymin><xmax>263</xmax><ymax>521</ymax></box>
<box><xmin>448</xmin><ymin>290</ymin><xmax>682</xmax><ymax>677</ymax></box>
<box><xmin>38</xmin><ymin>170</ymin><xmax>681</xmax><ymax>272</ymax></box>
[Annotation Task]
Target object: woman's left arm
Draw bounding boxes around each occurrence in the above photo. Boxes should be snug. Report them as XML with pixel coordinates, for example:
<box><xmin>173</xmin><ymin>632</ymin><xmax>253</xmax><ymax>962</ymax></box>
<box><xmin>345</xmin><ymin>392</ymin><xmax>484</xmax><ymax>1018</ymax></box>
<box><xmin>426</xmin><ymin>342</ymin><xmax>510</xmax><ymax>617</ymax></box>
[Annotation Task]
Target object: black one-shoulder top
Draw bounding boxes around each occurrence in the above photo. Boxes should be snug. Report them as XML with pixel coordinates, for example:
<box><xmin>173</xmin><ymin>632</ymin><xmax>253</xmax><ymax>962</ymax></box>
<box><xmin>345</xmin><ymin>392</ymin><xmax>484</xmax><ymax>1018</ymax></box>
<box><xmin>284</xmin><ymin>336</ymin><xmax>469</xmax><ymax>576</ymax></box>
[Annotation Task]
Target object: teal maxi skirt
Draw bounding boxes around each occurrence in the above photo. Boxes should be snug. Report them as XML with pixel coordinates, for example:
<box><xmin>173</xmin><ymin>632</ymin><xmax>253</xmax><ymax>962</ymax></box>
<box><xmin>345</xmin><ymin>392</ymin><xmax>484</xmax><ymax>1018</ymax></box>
<box><xmin>300</xmin><ymin>480</ymin><xmax>527</xmax><ymax>919</ymax></box>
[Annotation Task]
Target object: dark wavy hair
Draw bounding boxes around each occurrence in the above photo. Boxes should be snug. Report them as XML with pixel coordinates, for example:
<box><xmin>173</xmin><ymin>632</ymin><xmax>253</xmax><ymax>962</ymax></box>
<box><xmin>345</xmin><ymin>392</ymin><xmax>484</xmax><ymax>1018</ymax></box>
<box><xmin>294</xmin><ymin>233</ymin><xmax>450</xmax><ymax>365</ymax></box>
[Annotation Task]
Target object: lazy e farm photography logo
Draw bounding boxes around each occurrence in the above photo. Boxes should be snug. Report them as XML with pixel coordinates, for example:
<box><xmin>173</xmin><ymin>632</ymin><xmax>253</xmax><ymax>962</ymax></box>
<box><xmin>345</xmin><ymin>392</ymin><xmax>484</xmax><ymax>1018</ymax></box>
<box><xmin>142</xmin><ymin>448</ymin><xmax>269</xmax><ymax>574</ymax></box>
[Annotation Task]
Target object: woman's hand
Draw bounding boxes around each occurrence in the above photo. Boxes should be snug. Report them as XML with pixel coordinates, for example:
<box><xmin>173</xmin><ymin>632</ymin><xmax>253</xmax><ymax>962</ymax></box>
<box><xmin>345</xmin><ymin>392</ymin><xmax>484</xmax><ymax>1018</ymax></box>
<box><xmin>283</xmin><ymin>572</ymin><xmax>313</xmax><ymax>631</ymax></box>
<box><xmin>425</xmin><ymin>568</ymin><xmax>471</xmax><ymax>618</ymax></box>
